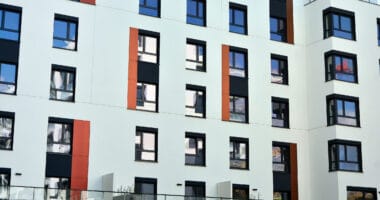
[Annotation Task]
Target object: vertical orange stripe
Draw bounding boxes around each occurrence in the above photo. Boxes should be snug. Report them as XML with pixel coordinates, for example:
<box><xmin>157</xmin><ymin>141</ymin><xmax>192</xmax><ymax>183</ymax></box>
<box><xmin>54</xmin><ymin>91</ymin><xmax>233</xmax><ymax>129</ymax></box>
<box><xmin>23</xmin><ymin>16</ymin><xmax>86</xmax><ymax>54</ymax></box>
<box><xmin>290</xmin><ymin>143</ymin><xmax>298</xmax><ymax>200</ymax></box>
<box><xmin>71</xmin><ymin>120</ymin><xmax>90</xmax><ymax>190</ymax></box>
<box><xmin>221</xmin><ymin>45</ymin><xmax>230</xmax><ymax>121</ymax></box>
<box><xmin>127</xmin><ymin>27</ymin><xmax>139</xmax><ymax>109</ymax></box>
<box><xmin>80</xmin><ymin>0</ymin><xmax>96</xmax><ymax>5</ymax></box>
<box><xmin>286</xmin><ymin>0</ymin><xmax>294</xmax><ymax>44</ymax></box>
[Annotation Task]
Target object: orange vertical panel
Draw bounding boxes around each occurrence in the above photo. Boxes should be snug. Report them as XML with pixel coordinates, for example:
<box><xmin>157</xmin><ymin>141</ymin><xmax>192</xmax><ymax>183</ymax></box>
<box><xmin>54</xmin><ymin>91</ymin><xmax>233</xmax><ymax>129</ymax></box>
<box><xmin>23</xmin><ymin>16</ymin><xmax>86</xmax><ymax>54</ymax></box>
<box><xmin>127</xmin><ymin>27</ymin><xmax>139</xmax><ymax>109</ymax></box>
<box><xmin>80</xmin><ymin>0</ymin><xmax>96</xmax><ymax>5</ymax></box>
<box><xmin>286</xmin><ymin>0</ymin><xmax>294</xmax><ymax>44</ymax></box>
<box><xmin>71</xmin><ymin>120</ymin><xmax>90</xmax><ymax>190</ymax></box>
<box><xmin>221</xmin><ymin>45</ymin><xmax>230</xmax><ymax>121</ymax></box>
<box><xmin>290</xmin><ymin>143</ymin><xmax>299</xmax><ymax>200</ymax></box>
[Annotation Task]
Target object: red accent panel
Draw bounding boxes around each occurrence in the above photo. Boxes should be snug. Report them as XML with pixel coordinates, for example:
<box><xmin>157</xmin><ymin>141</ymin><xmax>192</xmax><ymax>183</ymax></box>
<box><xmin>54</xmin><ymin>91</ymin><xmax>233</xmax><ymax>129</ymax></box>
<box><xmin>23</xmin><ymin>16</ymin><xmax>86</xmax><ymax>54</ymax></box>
<box><xmin>290</xmin><ymin>143</ymin><xmax>298</xmax><ymax>200</ymax></box>
<box><xmin>80</xmin><ymin>0</ymin><xmax>96</xmax><ymax>5</ymax></box>
<box><xmin>286</xmin><ymin>0</ymin><xmax>294</xmax><ymax>44</ymax></box>
<box><xmin>127</xmin><ymin>27</ymin><xmax>139</xmax><ymax>110</ymax></box>
<box><xmin>71</xmin><ymin>120</ymin><xmax>90</xmax><ymax>190</ymax></box>
<box><xmin>221</xmin><ymin>45</ymin><xmax>230</xmax><ymax>121</ymax></box>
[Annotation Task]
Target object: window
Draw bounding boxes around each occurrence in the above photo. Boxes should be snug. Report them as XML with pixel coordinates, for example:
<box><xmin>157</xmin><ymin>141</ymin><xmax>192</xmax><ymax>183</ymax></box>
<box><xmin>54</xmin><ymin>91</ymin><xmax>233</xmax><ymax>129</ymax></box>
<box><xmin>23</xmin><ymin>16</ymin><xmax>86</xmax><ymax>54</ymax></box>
<box><xmin>0</xmin><ymin>62</ymin><xmax>17</xmax><ymax>95</ymax></box>
<box><xmin>271</xmin><ymin>54</ymin><xmax>288</xmax><ymax>84</ymax></box>
<box><xmin>185</xmin><ymin>181</ymin><xmax>205</xmax><ymax>199</ymax></box>
<box><xmin>185</xmin><ymin>132</ymin><xmax>205</xmax><ymax>166</ymax></box>
<box><xmin>0</xmin><ymin>111</ymin><xmax>14</xmax><ymax>151</ymax></box>
<box><xmin>0</xmin><ymin>168</ymin><xmax>10</xmax><ymax>200</ymax></box>
<box><xmin>230</xmin><ymin>137</ymin><xmax>249</xmax><ymax>169</ymax></box>
<box><xmin>136</xmin><ymin>82</ymin><xmax>157</xmax><ymax>112</ymax></box>
<box><xmin>187</xmin><ymin>0</ymin><xmax>205</xmax><ymax>26</ymax></box>
<box><xmin>139</xmin><ymin>0</ymin><xmax>160</xmax><ymax>17</ymax></box>
<box><xmin>138</xmin><ymin>33</ymin><xmax>158</xmax><ymax>64</ymax></box>
<box><xmin>186</xmin><ymin>85</ymin><xmax>205</xmax><ymax>118</ymax></box>
<box><xmin>44</xmin><ymin>177</ymin><xmax>70</xmax><ymax>200</ymax></box>
<box><xmin>270</xmin><ymin>17</ymin><xmax>286</xmax><ymax>42</ymax></box>
<box><xmin>272</xmin><ymin>144</ymin><xmax>289</xmax><ymax>172</ymax></box>
<box><xmin>135</xmin><ymin>127</ymin><xmax>157</xmax><ymax>162</ymax></box>
<box><xmin>323</xmin><ymin>8</ymin><xmax>356</xmax><ymax>40</ymax></box>
<box><xmin>0</xmin><ymin>6</ymin><xmax>21</xmax><ymax>41</ymax></box>
<box><xmin>347</xmin><ymin>187</ymin><xmax>377</xmax><ymax>200</ymax></box>
<box><xmin>377</xmin><ymin>19</ymin><xmax>380</xmax><ymax>46</ymax></box>
<box><xmin>229</xmin><ymin>96</ymin><xmax>247</xmax><ymax>123</ymax></box>
<box><xmin>273</xmin><ymin>192</ymin><xmax>290</xmax><ymax>200</ymax></box>
<box><xmin>134</xmin><ymin>177</ymin><xmax>157</xmax><ymax>200</ymax></box>
<box><xmin>50</xmin><ymin>65</ymin><xmax>76</xmax><ymax>102</ymax></box>
<box><xmin>329</xmin><ymin>140</ymin><xmax>362</xmax><ymax>172</ymax></box>
<box><xmin>327</xmin><ymin>94</ymin><xmax>360</xmax><ymax>127</ymax></box>
<box><xmin>47</xmin><ymin>118</ymin><xmax>72</xmax><ymax>154</ymax></box>
<box><xmin>325</xmin><ymin>51</ymin><xmax>357</xmax><ymax>83</ymax></box>
<box><xmin>272</xmin><ymin>97</ymin><xmax>289</xmax><ymax>128</ymax></box>
<box><xmin>229</xmin><ymin>3</ymin><xmax>247</xmax><ymax>35</ymax></box>
<box><xmin>232</xmin><ymin>184</ymin><xmax>249</xmax><ymax>200</ymax></box>
<box><xmin>229</xmin><ymin>49</ymin><xmax>247</xmax><ymax>77</ymax></box>
<box><xmin>53</xmin><ymin>14</ymin><xmax>78</xmax><ymax>50</ymax></box>
<box><xmin>186</xmin><ymin>39</ymin><xmax>206</xmax><ymax>71</ymax></box>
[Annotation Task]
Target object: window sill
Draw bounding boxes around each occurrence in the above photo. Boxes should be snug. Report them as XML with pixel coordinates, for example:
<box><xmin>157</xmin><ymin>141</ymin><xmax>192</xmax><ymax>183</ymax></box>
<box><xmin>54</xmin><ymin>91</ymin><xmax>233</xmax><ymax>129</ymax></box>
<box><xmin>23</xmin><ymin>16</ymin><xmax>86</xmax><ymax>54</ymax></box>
<box><xmin>185</xmin><ymin>115</ymin><xmax>206</xmax><ymax>119</ymax></box>
<box><xmin>327</xmin><ymin>124</ymin><xmax>361</xmax><ymax>128</ymax></box>
<box><xmin>272</xmin><ymin>125</ymin><xmax>290</xmax><ymax>129</ymax></box>
<box><xmin>226</xmin><ymin>120</ymin><xmax>249</xmax><ymax>124</ymax></box>
<box><xmin>271</xmin><ymin>82</ymin><xmax>289</xmax><ymax>86</ymax></box>
<box><xmin>0</xmin><ymin>148</ymin><xmax>13</xmax><ymax>151</ymax></box>
<box><xmin>324</xmin><ymin>35</ymin><xmax>356</xmax><ymax>42</ymax></box>
<box><xmin>49</xmin><ymin>98</ymin><xmax>75</xmax><ymax>103</ymax></box>
<box><xmin>325</xmin><ymin>79</ymin><xmax>358</xmax><ymax>84</ymax></box>
<box><xmin>0</xmin><ymin>92</ymin><xmax>16</xmax><ymax>96</ymax></box>
<box><xmin>270</xmin><ymin>39</ymin><xmax>292</xmax><ymax>45</ymax></box>
<box><xmin>53</xmin><ymin>46</ymin><xmax>77</xmax><ymax>52</ymax></box>
<box><xmin>229</xmin><ymin>31</ymin><xmax>248</xmax><ymax>36</ymax></box>
<box><xmin>138</xmin><ymin>13</ymin><xmax>161</xmax><ymax>18</ymax></box>
<box><xmin>186</xmin><ymin>22</ymin><xmax>207</xmax><ymax>28</ymax></box>
<box><xmin>135</xmin><ymin>160</ymin><xmax>158</xmax><ymax>163</ymax></box>
<box><xmin>329</xmin><ymin>169</ymin><xmax>363</xmax><ymax>173</ymax></box>
<box><xmin>185</xmin><ymin>68</ymin><xmax>206</xmax><ymax>73</ymax></box>
<box><xmin>230</xmin><ymin>167</ymin><xmax>249</xmax><ymax>171</ymax></box>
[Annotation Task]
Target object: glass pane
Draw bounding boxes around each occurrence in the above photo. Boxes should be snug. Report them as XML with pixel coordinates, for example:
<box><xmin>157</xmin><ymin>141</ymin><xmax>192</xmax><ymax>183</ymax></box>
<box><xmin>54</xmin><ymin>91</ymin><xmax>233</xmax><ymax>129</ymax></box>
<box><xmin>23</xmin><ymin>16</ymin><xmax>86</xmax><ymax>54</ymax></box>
<box><xmin>187</xmin><ymin>0</ymin><xmax>197</xmax><ymax>16</ymax></box>
<box><xmin>270</xmin><ymin>17</ymin><xmax>278</xmax><ymax>32</ymax></box>
<box><xmin>53</xmin><ymin>91</ymin><xmax>73</xmax><ymax>101</ymax></box>
<box><xmin>185</xmin><ymin>138</ymin><xmax>196</xmax><ymax>155</ymax></box>
<box><xmin>0</xmin><ymin>83</ymin><xmax>15</xmax><ymax>94</ymax></box>
<box><xmin>185</xmin><ymin>90</ymin><xmax>196</xmax><ymax>107</ymax></box>
<box><xmin>273</xmin><ymin>163</ymin><xmax>285</xmax><ymax>172</ymax></box>
<box><xmin>0</xmin><ymin>63</ymin><xmax>16</xmax><ymax>83</ymax></box>
<box><xmin>340</xmin><ymin>16</ymin><xmax>352</xmax><ymax>31</ymax></box>
<box><xmin>344</xmin><ymin>101</ymin><xmax>356</xmax><ymax>117</ymax></box>
<box><xmin>52</xmin><ymin>71</ymin><xmax>64</xmax><ymax>90</ymax></box>
<box><xmin>69</xmin><ymin>22</ymin><xmax>77</xmax><ymax>40</ymax></box>
<box><xmin>346</xmin><ymin>145</ymin><xmax>358</xmax><ymax>162</ymax></box>
<box><xmin>140</xmin><ymin>183</ymin><xmax>155</xmax><ymax>194</ymax></box>
<box><xmin>4</xmin><ymin>11</ymin><xmax>19</xmax><ymax>31</ymax></box>
<box><xmin>234</xmin><ymin>52</ymin><xmax>245</xmax><ymax>70</ymax></box>
<box><xmin>54</xmin><ymin>20</ymin><xmax>68</xmax><ymax>39</ymax></box>
<box><xmin>234</xmin><ymin>10</ymin><xmax>245</xmax><ymax>25</ymax></box>
<box><xmin>144</xmin><ymin>84</ymin><xmax>156</xmax><ymax>102</ymax></box>
<box><xmin>230</xmin><ymin>159</ymin><xmax>246</xmax><ymax>168</ymax></box>
<box><xmin>144</xmin><ymin>36</ymin><xmax>157</xmax><ymax>54</ymax></box>
<box><xmin>338</xmin><ymin>144</ymin><xmax>345</xmax><ymax>160</ymax></box>
<box><xmin>337</xmin><ymin>116</ymin><xmax>357</xmax><ymax>126</ymax></box>
<box><xmin>141</xmin><ymin>152</ymin><xmax>155</xmax><ymax>161</ymax></box>
<box><xmin>186</xmin><ymin>44</ymin><xmax>197</xmax><ymax>60</ymax></box>
<box><xmin>146</xmin><ymin>0</ymin><xmax>158</xmax><ymax>7</ymax></box>
<box><xmin>271</xmin><ymin>59</ymin><xmax>280</xmax><ymax>75</ymax></box>
<box><xmin>348</xmin><ymin>191</ymin><xmax>364</xmax><ymax>200</ymax></box>
<box><xmin>0</xmin><ymin>29</ymin><xmax>19</xmax><ymax>41</ymax></box>
<box><xmin>53</xmin><ymin>39</ymin><xmax>76</xmax><ymax>50</ymax></box>
<box><xmin>47</xmin><ymin>123</ymin><xmax>63</xmax><ymax>143</ymax></box>
<box><xmin>142</xmin><ymin>133</ymin><xmax>155</xmax><ymax>150</ymax></box>
<box><xmin>339</xmin><ymin>162</ymin><xmax>359</xmax><ymax>171</ymax></box>
<box><xmin>235</xmin><ymin>97</ymin><xmax>245</xmax><ymax>113</ymax></box>
<box><xmin>66</xmin><ymin>72</ymin><xmax>74</xmax><ymax>91</ymax></box>
<box><xmin>237</xmin><ymin>143</ymin><xmax>246</xmax><ymax>159</ymax></box>
<box><xmin>337</xmin><ymin>100</ymin><xmax>343</xmax><ymax>115</ymax></box>
<box><xmin>272</xmin><ymin>147</ymin><xmax>282</xmax><ymax>162</ymax></box>
<box><xmin>333</xmin><ymin>14</ymin><xmax>340</xmax><ymax>29</ymax></box>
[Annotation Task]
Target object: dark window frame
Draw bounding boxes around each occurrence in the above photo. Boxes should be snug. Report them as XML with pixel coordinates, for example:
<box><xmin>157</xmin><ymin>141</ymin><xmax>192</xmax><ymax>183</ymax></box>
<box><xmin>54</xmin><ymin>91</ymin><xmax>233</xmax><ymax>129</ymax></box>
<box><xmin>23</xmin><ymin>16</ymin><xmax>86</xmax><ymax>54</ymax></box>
<box><xmin>186</xmin><ymin>38</ymin><xmax>206</xmax><ymax>72</ymax></box>
<box><xmin>229</xmin><ymin>47</ymin><xmax>248</xmax><ymax>78</ymax></box>
<box><xmin>185</xmin><ymin>181</ymin><xmax>206</xmax><ymax>198</ymax></box>
<box><xmin>50</xmin><ymin>65</ymin><xmax>76</xmax><ymax>102</ymax></box>
<box><xmin>323</xmin><ymin>7</ymin><xmax>356</xmax><ymax>41</ymax></box>
<box><xmin>135</xmin><ymin>126</ymin><xmax>158</xmax><ymax>162</ymax></box>
<box><xmin>272</xmin><ymin>97</ymin><xmax>290</xmax><ymax>128</ymax></box>
<box><xmin>139</xmin><ymin>0</ymin><xmax>160</xmax><ymax>18</ymax></box>
<box><xmin>134</xmin><ymin>177</ymin><xmax>157</xmax><ymax>195</ymax></box>
<box><xmin>53</xmin><ymin>14</ymin><xmax>79</xmax><ymax>51</ymax></box>
<box><xmin>272</xmin><ymin>142</ymin><xmax>290</xmax><ymax>173</ymax></box>
<box><xmin>229</xmin><ymin>95</ymin><xmax>248</xmax><ymax>123</ymax></box>
<box><xmin>136</xmin><ymin>81</ymin><xmax>159</xmax><ymax>112</ymax></box>
<box><xmin>232</xmin><ymin>184</ymin><xmax>249</xmax><ymax>200</ymax></box>
<box><xmin>0</xmin><ymin>3</ymin><xmax>22</xmax><ymax>42</ymax></box>
<box><xmin>138</xmin><ymin>30</ymin><xmax>160</xmax><ymax>64</ymax></box>
<box><xmin>47</xmin><ymin>117</ymin><xmax>73</xmax><ymax>155</ymax></box>
<box><xmin>185</xmin><ymin>84</ymin><xmax>206</xmax><ymax>118</ymax></box>
<box><xmin>186</xmin><ymin>0</ymin><xmax>206</xmax><ymax>27</ymax></box>
<box><xmin>271</xmin><ymin>54</ymin><xmax>288</xmax><ymax>85</ymax></box>
<box><xmin>229</xmin><ymin>3</ymin><xmax>248</xmax><ymax>35</ymax></box>
<box><xmin>328</xmin><ymin>139</ymin><xmax>362</xmax><ymax>172</ymax></box>
<box><xmin>347</xmin><ymin>186</ymin><xmax>377</xmax><ymax>200</ymax></box>
<box><xmin>0</xmin><ymin>111</ymin><xmax>15</xmax><ymax>151</ymax></box>
<box><xmin>185</xmin><ymin>132</ymin><xmax>206</xmax><ymax>166</ymax></box>
<box><xmin>230</xmin><ymin>137</ymin><xmax>249</xmax><ymax>170</ymax></box>
<box><xmin>324</xmin><ymin>50</ymin><xmax>358</xmax><ymax>83</ymax></box>
<box><xmin>0</xmin><ymin>61</ymin><xmax>18</xmax><ymax>95</ymax></box>
<box><xmin>270</xmin><ymin>16</ymin><xmax>287</xmax><ymax>42</ymax></box>
<box><xmin>377</xmin><ymin>18</ymin><xmax>380</xmax><ymax>46</ymax></box>
<box><xmin>326</xmin><ymin>94</ymin><xmax>360</xmax><ymax>127</ymax></box>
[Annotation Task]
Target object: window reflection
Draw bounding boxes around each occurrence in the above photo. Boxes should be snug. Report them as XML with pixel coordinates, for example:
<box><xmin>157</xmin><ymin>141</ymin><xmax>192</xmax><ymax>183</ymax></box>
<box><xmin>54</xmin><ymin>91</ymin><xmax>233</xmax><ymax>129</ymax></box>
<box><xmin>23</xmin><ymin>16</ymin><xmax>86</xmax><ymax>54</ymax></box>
<box><xmin>0</xmin><ymin>114</ymin><xmax>14</xmax><ymax>150</ymax></box>
<box><xmin>230</xmin><ymin>139</ymin><xmax>248</xmax><ymax>169</ymax></box>
<box><xmin>0</xmin><ymin>63</ymin><xmax>17</xmax><ymax>94</ymax></box>
<box><xmin>185</xmin><ymin>88</ymin><xmax>205</xmax><ymax>117</ymax></box>
<box><xmin>138</xmin><ymin>35</ymin><xmax>158</xmax><ymax>63</ymax></box>
<box><xmin>187</xmin><ymin>0</ymin><xmax>205</xmax><ymax>26</ymax></box>
<box><xmin>53</xmin><ymin>17</ymin><xmax>78</xmax><ymax>50</ymax></box>
<box><xmin>270</xmin><ymin>17</ymin><xmax>286</xmax><ymax>42</ymax></box>
<box><xmin>186</xmin><ymin>42</ymin><xmax>205</xmax><ymax>71</ymax></box>
<box><xmin>136</xmin><ymin>82</ymin><xmax>157</xmax><ymax>112</ymax></box>
<box><xmin>135</xmin><ymin>131</ymin><xmax>157</xmax><ymax>161</ymax></box>
<box><xmin>271</xmin><ymin>56</ymin><xmax>288</xmax><ymax>84</ymax></box>
<box><xmin>139</xmin><ymin>0</ymin><xmax>159</xmax><ymax>17</ymax></box>
<box><xmin>47</xmin><ymin>121</ymin><xmax>72</xmax><ymax>154</ymax></box>
<box><xmin>229</xmin><ymin>5</ymin><xmax>247</xmax><ymax>34</ymax></box>
<box><xmin>272</xmin><ymin>98</ymin><xmax>289</xmax><ymax>128</ymax></box>
<box><xmin>185</xmin><ymin>134</ymin><xmax>205</xmax><ymax>166</ymax></box>
<box><xmin>50</xmin><ymin>67</ymin><xmax>75</xmax><ymax>102</ymax></box>
<box><xmin>44</xmin><ymin>177</ymin><xmax>70</xmax><ymax>200</ymax></box>
<box><xmin>328</xmin><ymin>96</ymin><xmax>359</xmax><ymax>127</ymax></box>
<box><xmin>229</xmin><ymin>96</ymin><xmax>247</xmax><ymax>123</ymax></box>
<box><xmin>0</xmin><ymin>8</ymin><xmax>21</xmax><ymax>41</ymax></box>
<box><xmin>329</xmin><ymin>141</ymin><xmax>361</xmax><ymax>172</ymax></box>
<box><xmin>229</xmin><ymin>50</ymin><xmax>246</xmax><ymax>77</ymax></box>
<box><xmin>326</xmin><ymin>53</ymin><xmax>356</xmax><ymax>83</ymax></box>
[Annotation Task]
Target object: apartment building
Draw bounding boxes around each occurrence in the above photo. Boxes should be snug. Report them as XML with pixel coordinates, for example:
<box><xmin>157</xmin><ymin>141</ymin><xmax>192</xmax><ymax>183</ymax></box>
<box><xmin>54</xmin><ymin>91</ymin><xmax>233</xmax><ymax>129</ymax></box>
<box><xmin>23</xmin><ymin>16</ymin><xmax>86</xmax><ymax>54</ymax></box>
<box><xmin>0</xmin><ymin>0</ymin><xmax>379</xmax><ymax>199</ymax></box>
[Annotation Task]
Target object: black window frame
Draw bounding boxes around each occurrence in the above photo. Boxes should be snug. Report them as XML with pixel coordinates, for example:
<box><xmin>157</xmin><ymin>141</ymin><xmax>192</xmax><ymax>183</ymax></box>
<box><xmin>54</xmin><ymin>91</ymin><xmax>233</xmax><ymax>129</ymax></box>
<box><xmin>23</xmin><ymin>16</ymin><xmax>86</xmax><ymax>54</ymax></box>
<box><xmin>0</xmin><ymin>61</ymin><xmax>18</xmax><ymax>95</ymax></box>
<box><xmin>328</xmin><ymin>139</ymin><xmax>362</xmax><ymax>172</ymax></box>
<box><xmin>271</xmin><ymin>54</ymin><xmax>288</xmax><ymax>85</ymax></box>
<box><xmin>184</xmin><ymin>181</ymin><xmax>206</xmax><ymax>198</ymax></box>
<box><xmin>0</xmin><ymin>3</ymin><xmax>22</xmax><ymax>42</ymax></box>
<box><xmin>229</xmin><ymin>3</ymin><xmax>247</xmax><ymax>35</ymax></box>
<box><xmin>230</xmin><ymin>137</ymin><xmax>249</xmax><ymax>170</ymax></box>
<box><xmin>229</xmin><ymin>47</ymin><xmax>248</xmax><ymax>78</ymax></box>
<box><xmin>272</xmin><ymin>97</ymin><xmax>289</xmax><ymax>128</ymax></box>
<box><xmin>347</xmin><ymin>186</ymin><xmax>377</xmax><ymax>200</ymax></box>
<box><xmin>326</xmin><ymin>94</ymin><xmax>360</xmax><ymax>127</ymax></box>
<box><xmin>323</xmin><ymin>7</ymin><xmax>356</xmax><ymax>41</ymax></box>
<box><xmin>135</xmin><ymin>126</ymin><xmax>158</xmax><ymax>162</ymax></box>
<box><xmin>53</xmin><ymin>14</ymin><xmax>79</xmax><ymax>51</ymax></box>
<box><xmin>377</xmin><ymin>18</ymin><xmax>380</xmax><ymax>46</ymax></box>
<box><xmin>0</xmin><ymin>111</ymin><xmax>15</xmax><ymax>151</ymax></box>
<box><xmin>272</xmin><ymin>142</ymin><xmax>290</xmax><ymax>173</ymax></box>
<box><xmin>185</xmin><ymin>84</ymin><xmax>206</xmax><ymax>118</ymax></box>
<box><xmin>232</xmin><ymin>184</ymin><xmax>249</xmax><ymax>200</ymax></box>
<box><xmin>270</xmin><ymin>16</ymin><xmax>287</xmax><ymax>42</ymax></box>
<box><xmin>185</xmin><ymin>132</ymin><xmax>206</xmax><ymax>166</ymax></box>
<box><xmin>186</xmin><ymin>0</ymin><xmax>206</xmax><ymax>27</ymax></box>
<box><xmin>229</xmin><ymin>95</ymin><xmax>248</xmax><ymax>123</ymax></box>
<box><xmin>47</xmin><ymin>117</ymin><xmax>73</xmax><ymax>155</ymax></box>
<box><xmin>138</xmin><ymin>31</ymin><xmax>160</xmax><ymax>64</ymax></box>
<box><xmin>134</xmin><ymin>177</ymin><xmax>157</xmax><ymax>196</ymax></box>
<box><xmin>136</xmin><ymin>81</ymin><xmax>158</xmax><ymax>112</ymax></box>
<box><xmin>0</xmin><ymin>168</ymin><xmax>10</xmax><ymax>200</ymax></box>
<box><xmin>186</xmin><ymin>38</ymin><xmax>206</xmax><ymax>72</ymax></box>
<box><xmin>139</xmin><ymin>0</ymin><xmax>160</xmax><ymax>18</ymax></box>
<box><xmin>50</xmin><ymin>65</ymin><xmax>76</xmax><ymax>102</ymax></box>
<box><xmin>324</xmin><ymin>50</ymin><xmax>358</xmax><ymax>83</ymax></box>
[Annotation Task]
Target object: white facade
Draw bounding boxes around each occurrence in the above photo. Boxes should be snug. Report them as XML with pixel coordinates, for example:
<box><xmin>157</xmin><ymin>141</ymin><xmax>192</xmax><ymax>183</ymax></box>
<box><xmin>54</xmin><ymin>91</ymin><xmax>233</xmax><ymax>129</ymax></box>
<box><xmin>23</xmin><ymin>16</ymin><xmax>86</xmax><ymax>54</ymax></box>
<box><xmin>0</xmin><ymin>0</ymin><xmax>379</xmax><ymax>199</ymax></box>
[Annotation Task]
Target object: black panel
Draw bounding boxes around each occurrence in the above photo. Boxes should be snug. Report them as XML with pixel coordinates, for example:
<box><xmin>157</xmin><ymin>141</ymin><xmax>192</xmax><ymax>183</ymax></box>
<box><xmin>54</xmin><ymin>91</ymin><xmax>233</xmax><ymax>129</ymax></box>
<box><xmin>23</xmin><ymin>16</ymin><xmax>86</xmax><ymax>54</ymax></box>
<box><xmin>45</xmin><ymin>153</ymin><xmax>72</xmax><ymax>178</ymax></box>
<box><xmin>273</xmin><ymin>172</ymin><xmax>291</xmax><ymax>191</ymax></box>
<box><xmin>270</xmin><ymin>0</ymin><xmax>287</xmax><ymax>18</ymax></box>
<box><xmin>0</xmin><ymin>40</ymin><xmax>20</xmax><ymax>63</ymax></box>
<box><xmin>230</xmin><ymin>76</ymin><xmax>248</xmax><ymax>97</ymax></box>
<box><xmin>138</xmin><ymin>62</ymin><xmax>159</xmax><ymax>84</ymax></box>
